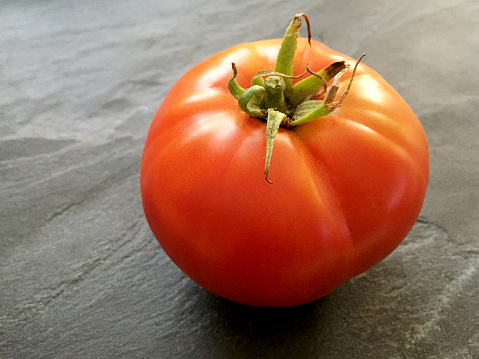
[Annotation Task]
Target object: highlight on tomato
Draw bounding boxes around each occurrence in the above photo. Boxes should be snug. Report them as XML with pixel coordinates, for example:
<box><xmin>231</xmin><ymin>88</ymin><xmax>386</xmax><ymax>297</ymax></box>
<box><xmin>140</xmin><ymin>14</ymin><xmax>429</xmax><ymax>307</ymax></box>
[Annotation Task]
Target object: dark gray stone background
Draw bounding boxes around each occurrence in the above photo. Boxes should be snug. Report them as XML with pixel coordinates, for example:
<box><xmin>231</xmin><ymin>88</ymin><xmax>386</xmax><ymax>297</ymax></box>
<box><xmin>1</xmin><ymin>0</ymin><xmax>478</xmax><ymax>358</ymax></box>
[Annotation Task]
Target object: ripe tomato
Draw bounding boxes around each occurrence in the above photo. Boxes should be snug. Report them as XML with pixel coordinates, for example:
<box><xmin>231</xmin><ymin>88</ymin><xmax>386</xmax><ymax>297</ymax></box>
<box><xmin>141</xmin><ymin>16</ymin><xmax>429</xmax><ymax>307</ymax></box>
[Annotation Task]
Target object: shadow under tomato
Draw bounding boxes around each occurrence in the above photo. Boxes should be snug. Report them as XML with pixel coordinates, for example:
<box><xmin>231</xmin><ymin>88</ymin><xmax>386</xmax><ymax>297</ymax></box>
<box><xmin>205</xmin><ymin>292</ymin><xmax>331</xmax><ymax>359</ymax></box>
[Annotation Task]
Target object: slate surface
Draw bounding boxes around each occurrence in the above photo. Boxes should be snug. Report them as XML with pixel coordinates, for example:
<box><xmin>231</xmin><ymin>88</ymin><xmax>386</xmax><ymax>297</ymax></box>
<box><xmin>1</xmin><ymin>0</ymin><xmax>478</xmax><ymax>358</ymax></box>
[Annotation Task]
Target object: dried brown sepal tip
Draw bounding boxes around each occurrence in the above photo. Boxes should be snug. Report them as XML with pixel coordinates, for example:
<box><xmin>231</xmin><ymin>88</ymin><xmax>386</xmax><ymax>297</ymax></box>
<box><xmin>294</xmin><ymin>13</ymin><xmax>311</xmax><ymax>46</ymax></box>
<box><xmin>325</xmin><ymin>53</ymin><xmax>366</xmax><ymax>111</ymax></box>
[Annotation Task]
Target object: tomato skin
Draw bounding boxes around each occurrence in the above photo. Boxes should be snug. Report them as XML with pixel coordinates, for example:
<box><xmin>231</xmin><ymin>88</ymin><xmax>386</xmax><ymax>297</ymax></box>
<box><xmin>141</xmin><ymin>38</ymin><xmax>429</xmax><ymax>307</ymax></box>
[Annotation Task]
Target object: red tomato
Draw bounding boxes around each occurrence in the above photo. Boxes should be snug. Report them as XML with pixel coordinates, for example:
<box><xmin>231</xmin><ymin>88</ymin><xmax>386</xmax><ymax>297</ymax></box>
<box><xmin>141</xmin><ymin>35</ymin><xmax>429</xmax><ymax>307</ymax></box>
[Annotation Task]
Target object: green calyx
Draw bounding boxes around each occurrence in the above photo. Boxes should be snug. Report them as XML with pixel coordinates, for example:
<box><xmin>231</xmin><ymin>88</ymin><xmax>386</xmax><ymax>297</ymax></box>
<box><xmin>228</xmin><ymin>13</ymin><xmax>365</xmax><ymax>183</ymax></box>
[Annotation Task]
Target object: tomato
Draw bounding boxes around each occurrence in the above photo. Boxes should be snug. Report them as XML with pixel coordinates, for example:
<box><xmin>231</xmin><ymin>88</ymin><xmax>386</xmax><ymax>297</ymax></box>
<box><xmin>141</xmin><ymin>15</ymin><xmax>429</xmax><ymax>307</ymax></box>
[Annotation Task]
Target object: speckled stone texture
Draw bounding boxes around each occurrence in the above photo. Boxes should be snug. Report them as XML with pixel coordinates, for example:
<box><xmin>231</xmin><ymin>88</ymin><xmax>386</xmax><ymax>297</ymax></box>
<box><xmin>1</xmin><ymin>1</ymin><xmax>478</xmax><ymax>358</ymax></box>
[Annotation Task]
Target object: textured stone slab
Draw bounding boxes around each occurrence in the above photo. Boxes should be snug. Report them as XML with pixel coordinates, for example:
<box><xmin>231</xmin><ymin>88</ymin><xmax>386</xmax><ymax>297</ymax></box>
<box><xmin>1</xmin><ymin>0</ymin><xmax>478</xmax><ymax>358</ymax></box>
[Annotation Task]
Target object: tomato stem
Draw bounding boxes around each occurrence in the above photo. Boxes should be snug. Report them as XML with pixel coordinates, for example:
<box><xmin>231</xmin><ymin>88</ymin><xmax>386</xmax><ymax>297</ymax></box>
<box><xmin>227</xmin><ymin>13</ymin><xmax>365</xmax><ymax>183</ymax></box>
<box><xmin>263</xmin><ymin>76</ymin><xmax>289</xmax><ymax>114</ymax></box>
